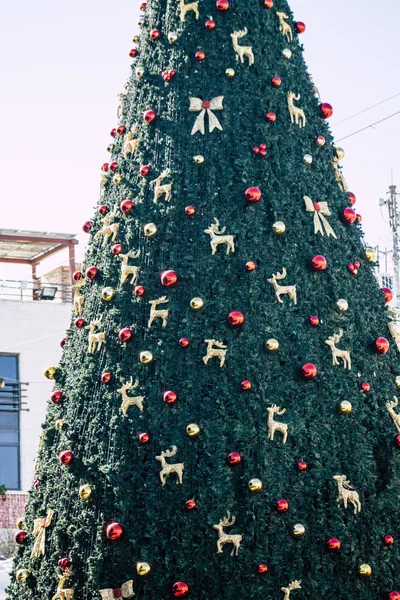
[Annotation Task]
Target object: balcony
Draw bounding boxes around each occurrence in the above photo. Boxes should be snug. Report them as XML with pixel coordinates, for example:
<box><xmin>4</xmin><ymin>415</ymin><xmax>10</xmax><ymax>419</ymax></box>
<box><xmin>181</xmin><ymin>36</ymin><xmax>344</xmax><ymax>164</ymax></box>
<box><xmin>0</xmin><ymin>279</ymin><xmax>72</xmax><ymax>303</ymax></box>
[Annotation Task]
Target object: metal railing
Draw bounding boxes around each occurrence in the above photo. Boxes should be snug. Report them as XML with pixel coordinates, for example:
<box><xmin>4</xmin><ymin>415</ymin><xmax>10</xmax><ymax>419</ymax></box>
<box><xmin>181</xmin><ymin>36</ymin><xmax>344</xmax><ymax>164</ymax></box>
<box><xmin>0</xmin><ymin>279</ymin><xmax>72</xmax><ymax>303</ymax></box>
<box><xmin>0</xmin><ymin>382</ymin><xmax>29</xmax><ymax>412</ymax></box>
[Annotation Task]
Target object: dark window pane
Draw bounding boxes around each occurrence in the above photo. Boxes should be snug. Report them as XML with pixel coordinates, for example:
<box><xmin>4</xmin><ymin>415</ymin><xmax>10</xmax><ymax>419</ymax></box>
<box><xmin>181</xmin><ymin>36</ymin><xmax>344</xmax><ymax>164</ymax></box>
<box><xmin>0</xmin><ymin>446</ymin><xmax>19</xmax><ymax>489</ymax></box>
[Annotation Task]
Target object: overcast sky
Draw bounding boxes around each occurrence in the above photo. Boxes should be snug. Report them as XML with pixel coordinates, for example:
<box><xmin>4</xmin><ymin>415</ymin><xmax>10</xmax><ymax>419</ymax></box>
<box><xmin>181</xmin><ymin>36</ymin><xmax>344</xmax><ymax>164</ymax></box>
<box><xmin>0</xmin><ymin>0</ymin><xmax>399</xmax><ymax>279</ymax></box>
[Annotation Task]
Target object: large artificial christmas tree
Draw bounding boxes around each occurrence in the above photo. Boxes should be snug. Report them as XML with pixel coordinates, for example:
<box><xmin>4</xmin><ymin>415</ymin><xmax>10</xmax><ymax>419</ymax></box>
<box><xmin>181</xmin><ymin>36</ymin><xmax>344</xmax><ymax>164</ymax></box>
<box><xmin>8</xmin><ymin>1</ymin><xmax>400</xmax><ymax>599</ymax></box>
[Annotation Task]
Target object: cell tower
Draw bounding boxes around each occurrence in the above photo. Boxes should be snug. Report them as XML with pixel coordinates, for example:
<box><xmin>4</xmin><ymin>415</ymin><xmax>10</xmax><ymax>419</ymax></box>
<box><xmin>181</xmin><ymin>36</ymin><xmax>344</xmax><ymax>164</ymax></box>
<box><xmin>379</xmin><ymin>184</ymin><xmax>400</xmax><ymax>304</ymax></box>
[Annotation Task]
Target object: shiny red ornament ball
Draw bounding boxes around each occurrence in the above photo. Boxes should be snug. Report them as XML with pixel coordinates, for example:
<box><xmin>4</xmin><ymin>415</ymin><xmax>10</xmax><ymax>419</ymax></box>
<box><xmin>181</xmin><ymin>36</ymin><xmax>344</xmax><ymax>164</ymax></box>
<box><xmin>257</xmin><ymin>564</ymin><xmax>269</xmax><ymax>574</ymax></box>
<box><xmin>389</xmin><ymin>592</ymin><xmax>400</xmax><ymax>600</ymax></box>
<box><xmin>110</xmin><ymin>128</ymin><xmax>117</xmax><ymax>138</ymax></box>
<box><xmin>354</xmin><ymin>261</ymin><xmax>361</xmax><ymax>269</ymax></box>
<box><xmin>14</xmin><ymin>531</ymin><xmax>27</xmax><ymax>545</ymax></box>
<box><xmin>101</xmin><ymin>162</ymin><xmax>109</xmax><ymax>172</ymax></box>
<box><xmin>348</xmin><ymin>263</ymin><xmax>356</xmax><ymax>274</ymax></box>
<box><xmin>139</xmin><ymin>432</ymin><xmax>150</xmax><ymax>444</ymax></box>
<box><xmin>266</xmin><ymin>112</ymin><xmax>276</xmax><ymax>122</ymax></box>
<box><xmin>320</xmin><ymin>103</ymin><xmax>333</xmax><ymax>119</ymax></box>
<box><xmin>253</xmin><ymin>146</ymin><xmax>260</xmax><ymax>155</ymax></box>
<box><xmin>245</xmin><ymin>261</ymin><xmax>257</xmax><ymax>271</ymax></box>
<box><xmin>361</xmin><ymin>382</ymin><xmax>371</xmax><ymax>393</ymax></box>
<box><xmin>227</xmin><ymin>452</ymin><xmax>242</xmax><ymax>465</ymax></box>
<box><xmin>143</xmin><ymin>109</ymin><xmax>157</xmax><ymax>124</ymax></box>
<box><xmin>106</xmin><ymin>523</ymin><xmax>124</xmax><ymax>540</ymax></box>
<box><xmin>98</xmin><ymin>204</ymin><xmax>108</xmax><ymax>216</ymax></box>
<box><xmin>295</xmin><ymin>21</ymin><xmax>306</xmax><ymax>33</ymax></box>
<box><xmin>162</xmin><ymin>69</ymin><xmax>176</xmax><ymax>81</ymax></box>
<box><xmin>119</xmin><ymin>328</ymin><xmax>133</xmax><ymax>343</ymax></box>
<box><xmin>195</xmin><ymin>50</ymin><xmax>206</xmax><ymax>61</ymax></box>
<box><xmin>185</xmin><ymin>205</ymin><xmax>196</xmax><ymax>216</ymax></box>
<box><xmin>58</xmin><ymin>558</ymin><xmax>70</xmax><ymax>568</ymax></box>
<box><xmin>356</xmin><ymin>213</ymin><xmax>362</xmax><ymax>223</ymax></box>
<box><xmin>111</xmin><ymin>243</ymin><xmax>123</xmax><ymax>255</ymax></box>
<box><xmin>271</xmin><ymin>76</ymin><xmax>282</xmax><ymax>88</ymax></box>
<box><xmin>120</xmin><ymin>199</ymin><xmax>134</xmax><ymax>213</ymax></box>
<box><xmin>101</xmin><ymin>372</ymin><xmax>112</xmax><ymax>384</ymax></box>
<box><xmin>301</xmin><ymin>363</ymin><xmax>318</xmax><ymax>380</ymax></box>
<box><xmin>179</xmin><ymin>338</ymin><xmax>190</xmax><ymax>348</ymax></box>
<box><xmin>395</xmin><ymin>434</ymin><xmax>400</xmax><ymax>449</ymax></box>
<box><xmin>117</xmin><ymin>125</ymin><xmax>126</xmax><ymax>135</ymax></box>
<box><xmin>109</xmin><ymin>161</ymin><xmax>118</xmax><ymax>172</ymax></box>
<box><xmin>129</xmin><ymin>48</ymin><xmax>138</xmax><ymax>58</ymax></box>
<box><xmin>298</xmin><ymin>461</ymin><xmax>308</xmax><ymax>471</ymax></box>
<box><xmin>316</xmin><ymin>135</ymin><xmax>326</xmax><ymax>147</ymax></box>
<box><xmin>82</xmin><ymin>221</ymin><xmax>92</xmax><ymax>233</ymax></box>
<box><xmin>60</xmin><ymin>337</ymin><xmax>67</xmax><ymax>348</ymax></box>
<box><xmin>51</xmin><ymin>391</ymin><xmax>64</xmax><ymax>404</ymax></box>
<box><xmin>74</xmin><ymin>318</ymin><xmax>85</xmax><ymax>329</ymax></box>
<box><xmin>276</xmin><ymin>499</ymin><xmax>289</xmax><ymax>512</ymax></box>
<box><xmin>73</xmin><ymin>270</ymin><xmax>82</xmax><ymax>281</ymax></box>
<box><xmin>384</xmin><ymin>535</ymin><xmax>394</xmax><ymax>546</ymax></box>
<box><xmin>186</xmin><ymin>499</ymin><xmax>197</xmax><ymax>510</ymax></box>
<box><xmin>309</xmin><ymin>315</ymin><xmax>320</xmax><ymax>327</ymax></box>
<box><xmin>172</xmin><ymin>582</ymin><xmax>189</xmax><ymax>597</ymax></box>
<box><xmin>134</xmin><ymin>285</ymin><xmax>145</xmax><ymax>297</ymax></box>
<box><xmin>327</xmin><ymin>538</ymin><xmax>341</xmax><ymax>551</ymax></box>
<box><xmin>341</xmin><ymin>207</ymin><xmax>356</xmax><ymax>225</ymax></box>
<box><xmin>85</xmin><ymin>266</ymin><xmax>99</xmax><ymax>281</ymax></box>
<box><xmin>348</xmin><ymin>191</ymin><xmax>356</xmax><ymax>205</ymax></box>
<box><xmin>140</xmin><ymin>2</ymin><xmax>147</xmax><ymax>9</ymax></box>
<box><xmin>245</xmin><ymin>187</ymin><xmax>262</xmax><ymax>202</ymax></box>
<box><xmin>163</xmin><ymin>391</ymin><xmax>178</xmax><ymax>405</ymax></box>
<box><xmin>205</xmin><ymin>19</ymin><xmax>216</xmax><ymax>29</ymax></box>
<box><xmin>161</xmin><ymin>270</ymin><xmax>178</xmax><ymax>287</ymax></box>
<box><xmin>241</xmin><ymin>380</ymin><xmax>252</xmax><ymax>391</ymax></box>
<box><xmin>216</xmin><ymin>0</ymin><xmax>229</xmax><ymax>10</ymax></box>
<box><xmin>382</xmin><ymin>287</ymin><xmax>393</xmax><ymax>304</ymax></box>
<box><xmin>140</xmin><ymin>165</ymin><xmax>150</xmax><ymax>176</ymax></box>
<box><xmin>374</xmin><ymin>337</ymin><xmax>390</xmax><ymax>354</ymax></box>
<box><xmin>228</xmin><ymin>311</ymin><xmax>245</xmax><ymax>327</ymax></box>
<box><xmin>59</xmin><ymin>451</ymin><xmax>74</xmax><ymax>466</ymax></box>
<box><xmin>310</xmin><ymin>255</ymin><xmax>327</xmax><ymax>271</ymax></box>
<box><xmin>150</xmin><ymin>29</ymin><xmax>161</xmax><ymax>40</ymax></box>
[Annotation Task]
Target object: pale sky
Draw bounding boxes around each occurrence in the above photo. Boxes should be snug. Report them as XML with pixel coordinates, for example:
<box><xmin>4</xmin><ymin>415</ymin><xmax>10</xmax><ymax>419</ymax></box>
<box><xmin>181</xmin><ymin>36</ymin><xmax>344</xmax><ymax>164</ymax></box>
<box><xmin>0</xmin><ymin>0</ymin><xmax>399</xmax><ymax>280</ymax></box>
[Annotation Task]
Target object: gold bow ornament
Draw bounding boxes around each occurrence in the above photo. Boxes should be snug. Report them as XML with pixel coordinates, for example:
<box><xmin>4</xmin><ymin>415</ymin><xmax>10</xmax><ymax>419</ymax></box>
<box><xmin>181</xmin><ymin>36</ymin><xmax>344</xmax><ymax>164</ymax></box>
<box><xmin>31</xmin><ymin>509</ymin><xmax>55</xmax><ymax>558</ymax></box>
<box><xmin>100</xmin><ymin>580</ymin><xmax>135</xmax><ymax>600</ymax></box>
<box><xmin>189</xmin><ymin>96</ymin><xmax>224</xmax><ymax>135</ymax></box>
<box><xmin>304</xmin><ymin>196</ymin><xmax>337</xmax><ymax>239</ymax></box>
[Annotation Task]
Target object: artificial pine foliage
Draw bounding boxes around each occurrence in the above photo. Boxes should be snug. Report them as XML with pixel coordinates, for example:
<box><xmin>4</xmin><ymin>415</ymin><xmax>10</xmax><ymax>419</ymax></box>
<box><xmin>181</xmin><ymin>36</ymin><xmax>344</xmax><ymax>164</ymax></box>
<box><xmin>7</xmin><ymin>1</ymin><xmax>400</xmax><ymax>599</ymax></box>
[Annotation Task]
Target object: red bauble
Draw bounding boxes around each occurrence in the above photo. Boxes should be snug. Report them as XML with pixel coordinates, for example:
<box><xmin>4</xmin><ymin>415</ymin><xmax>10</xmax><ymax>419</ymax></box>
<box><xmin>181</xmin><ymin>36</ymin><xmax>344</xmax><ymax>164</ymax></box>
<box><xmin>117</xmin><ymin>125</ymin><xmax>126</xmax><ymax>135</ymax></box>
<box><xmin>110</xmin><ymin>128</ymin><xmax>117</xmax><ymax>138</ymax></box>
<box><xmin>51</xmin><ymin>391</ymin><xmax>64</xmax><ymax>404</ymax></box>
<box><xmin>245</xmin><ymin>261</ymin><xmax>257</xmax><ymax>271</ymax></box>
<box><xmin>139</xmin><ymin>432</ymin><xmax>150</xmax><ymax>444</ymax></box>
<box><xmin>179</xmin><ymin>338</ymin><xmax>190</xmax><ymax>348</ymax></box>
<box><xmin>109</xmin><ymin>161</ymin><xmax>118</xmax><ymax>172</ymax></box>
<box><xmin>389</xmin><ymin>593</ymin><xmax>400</xmax><ymax>600</ymax></box>
<box><xmin>241</xmin><ymin>380</ymin><xmax>252</xmax><ymax>391</ymax></box>
<box><xmin>106</xmin><ymin>523</ymin><xmax>124</xmax><ymax>540</ymax></box>
<box><xmin>162</xmin><ymin>69</ymin><xmax>176</xmax><ymax>81</ymax></box>
<box><xmin>140</xmin><ymin>165</ymin><xmax>150</xmax><ymax>176</ymax></box>
<box><xmin>101</xmin><ymin>372</ymin><xmax>112</xmax><ymax>384</ymax></box>
<box><xmin>129</xmin><ymin>48</ymin><xmax>138</xmax><ymax>58</ymax></box>
<box><xmin>348</xmin><ymin>263</ymin><xmax>356</xmax><ymax>274</ymax></box>
<box><xmin>58</xmin><ymin>558</ymin><xmax>70</xmax><ymax>568</ymax></box>
<box><xmin>298</xmin><ymin>461</ymin><xmax>308</xmax><ymax>471</ymax></box>
<box><xmin>140</xmin><ymin>2</ymin><xmax>147</xmax><ymax>9</ymax></box>
<box><xmin>253</xmin><ymin>146</ymin><xmax>260</xmax><ymax>155</ymax></box>
<box><xmin>59</xmin><ymin>451</ymin><xmax>74</xmax><ymax>466</ymax></box>
<box><xmin>227</xmin><ymin>452</ymin><xmax>242</xmax><ymax>465</ymax></box>
<box><xmin>382</xmin><ymin>287</ymin><xmax>393</xmax><ymax>305</ymax></box>
<box><xmin>143</xmin><ymin>109</ymin><xmax>157</xmax><ymax>124</ymax></box>
<box><xmin>348</xmin><ymin>191</ymin><xmax>356</xmax><ymax>205</ymax></box>
<box><xmin>228</xmin><ymin>311</ymin><xmax>245</xmax><ymax>327</ymax></box>
<box><xmin>98</xmin><ymin>205</ymin><xmax>108</xmax><ymax>216</ymax></box>
<box><xmin>216</xmin><ymin>0</ymin><xmax>229</xmax><ymax>10</ymax></box>
<box><xmin>163</xmin><ymin>391</ymin><xmax>178</xmax><ymax>405</ymax></box>
<box><xmin>73</xmin><ymin>270</ymin><xmax>82</xmax><ymax>281</ymax></box>
<box><xmin>310</xmin><ymin>255</ymin><xmax>327</xmax><ymax>271</ymax></box>
<box><xmin>340</xmin><ymin>207</ymin><xmax>356</xmax><ymax>225</ymax></box>
<box><xmin>150</xmin><ymin>29</ymin><xmax>161</xmax><ymax>40</ymax></box>
<box><xmin>161</xmin><ymin>270</ymin><xmax>178</xmax><ymax>287</ymax></box>
<box><xmin>354</xmin><ymin>261</ymin><xmax>361</xmax><ymax>269</ymax></box>
<box><xmin>384</xmin><ymin>535</ymin><xmax>394</xmax><ymax>546</ymax></box>
<box><xmin>185</xmin><ymin>206</ymin><xmax>196</xmax><ymax>216</ymax></box>
<box><xmin>301</xmin><ymin>363</ymin><xmax>318</xmax><ymax>380</ymax></box>
<box><xmin>186</xmin><ymin>499</ymin><xmax>197</xmax><ymax>510</ymax></box>
<box><xmin>257</xmin><ymin>564</ymin><xmax>269</xmax><ymax>574</ymax></box>
<box><xmin>373</xmin><ymin>337</ymin><xmax>390</xmax><ymax>354</ymax></box>
<box><xmin>82</xmin><ymin>221</ymin><xmax>92</xmax><ymax>234</ymax></box>
<box><xmin>266</xmin><ymin>112</ymin><xmax>276</xmax><ymax>122</ymax></box>
<box><xmin>271</xmin><ymin>76</ymin><xmax>282</xmax><ymax>88</ymax></box>
<box><xmin>134</xmin><ymin>286</ymin><xmax>146</xmax><ymax>297</ymax></box>
<box><xmin>319</xmin><ymin>103</ymin><xmax>333</xmax><ymax>119</ymax></box>
<box><xmin>120</xmin><ymin>199</ymin><xmax>134</xmax><ymax>214</ymax></box>
<box><xmin>195</xmin><ymin>50</ymin><xmax>206</xmax><ymax>61</ymax></box>
<box><xmin>356</xmin><ymin>214</ymin><xmax>362</xmax><ymax>223</ymax></box>
<box><xmin>111</xmin><ymin>244</ymin><xmax>123</xmax><ymax>255</ymax></box>
<box><xmin>276</xmin><ymin>499</ymin><xmax>289</xmax><ymax>512</ymax></box>
<box><xmin>205</xmin><ymin>19</ymin><xmax>216</xmax><ymax>29</ymax></box>
<box><xmin>295</xmin><ymin>21</ymin><xmax>306</xmax><ymax>33</ymax></box>
<box><xmin>119</xmin><ymin>328</ymin><xmax>133</xmax><ymax>343</ymax></box>
<box><xmin>60</xmin><ymin>337</ymin><xmax>67</xmax><ymax>348</ymax></box>
<box><xmin>74</xmin><ymin>318</ymin><xmax>85</xmax><ymax>329</ymax></box>
<box><xmin>361</xmin><ymin>382</ymin><xmax>371</xmax><ymax>393</ymax></box>
<box><xmin>172</xmin><ymin>582</ymin><xmax>189</xmax><ymax>597</ymax></box>
<box><xmin>315</xmin><ymin>135</ymin><xmax>326</xmax><ymax>147</ymax></box>
<box><xmin>327</xmin><ymin>538</ymin><xmax>341</xmax><ymax>551</ymax></box>
<box><xmin>85</xmin><ymin>266</ymin><xmax>99</xmax><ymax>281</ymax></box>
<box><xmin>101</xmin><ymin>162</ymin><xmax>109</xmax><ymax>172</ymax></box>
<box><xmin>309</xmin><ymin>315</ymin><xmax>320</xmax><ymax>327</ymax></box>
<box><xmin>14</xmin><ymin>531</ymin><xmax>27</xmax><ymax>545</ymax></box>
<box><xmin>245</xmin><ymin>187</ymin><xmax>262</xmax><ymax>202</ymax></box>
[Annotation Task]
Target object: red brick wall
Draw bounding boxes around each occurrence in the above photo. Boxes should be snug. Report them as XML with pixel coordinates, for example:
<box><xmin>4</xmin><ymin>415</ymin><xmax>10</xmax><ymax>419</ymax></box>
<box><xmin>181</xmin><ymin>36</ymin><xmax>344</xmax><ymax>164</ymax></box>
<box><xmin>0</xmin><ymin>493</ymin><xmax>28</xmax><ymax>529</ymax></box>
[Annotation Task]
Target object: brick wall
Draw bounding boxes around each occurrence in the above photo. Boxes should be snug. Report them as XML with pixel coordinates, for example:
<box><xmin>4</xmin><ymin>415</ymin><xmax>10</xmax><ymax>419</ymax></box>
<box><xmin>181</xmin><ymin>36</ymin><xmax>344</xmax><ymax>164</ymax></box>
<box><xmin>0</xmin><ymin>493</ymin><xmax>28</xmax><ymax>529</ymax></box>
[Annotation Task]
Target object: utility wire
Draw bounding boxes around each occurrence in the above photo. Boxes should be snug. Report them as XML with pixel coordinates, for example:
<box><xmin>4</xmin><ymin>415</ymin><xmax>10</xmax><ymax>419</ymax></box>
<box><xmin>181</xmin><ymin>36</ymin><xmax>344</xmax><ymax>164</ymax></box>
<box><xmin>333</xmin><ymin>92</ymin><xmax>400</xmax><ymax>126</ymax></box>
<box><xmin>336</xmin><ymin>111</ymin><xmax>400</xmax><ymax>142</ymax></box>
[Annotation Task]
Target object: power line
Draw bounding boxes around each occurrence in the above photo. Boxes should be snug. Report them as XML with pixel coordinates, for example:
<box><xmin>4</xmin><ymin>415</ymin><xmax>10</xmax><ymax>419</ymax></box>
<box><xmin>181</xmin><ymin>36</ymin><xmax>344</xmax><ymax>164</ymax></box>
<box><xmin>336</xmin><ymin>111</ymin><xmax>400</xmax><ymax>142</ymax></box>
<box><xmin>333</xmin><ymin>92</ymin><xmax>400</xmax><ymax>126</ymax></box>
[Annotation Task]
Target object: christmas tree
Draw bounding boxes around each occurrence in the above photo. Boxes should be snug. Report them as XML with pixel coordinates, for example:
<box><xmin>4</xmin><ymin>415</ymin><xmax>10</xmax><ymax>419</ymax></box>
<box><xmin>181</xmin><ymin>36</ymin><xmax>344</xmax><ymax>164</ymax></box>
<box><xmin>8</xmin><ymin>1</ymin><xmax>400</xmax><ymax>599</ymax></box>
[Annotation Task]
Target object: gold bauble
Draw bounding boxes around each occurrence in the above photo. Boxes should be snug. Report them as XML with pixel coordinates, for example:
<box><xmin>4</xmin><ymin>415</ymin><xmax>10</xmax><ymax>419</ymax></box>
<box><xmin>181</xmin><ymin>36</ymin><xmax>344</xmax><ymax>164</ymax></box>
<box><xmin>100</xmin><ymin>174</ymin><xmax>108</xmax><ymax>187</ymax></box>
<box><xmin>190</xmin><ymin>297</ymin><xmax>204</xmax><ymax>311</ymax></box>
<box><xmin>113</xmin><ymin>174</ymin><xmax>123</xmax><ymax>185</ymax></box>
<box><xmin>303</xmin><ymin>154</ymin><xmax>313</xmax><ymax>165</ymax></box>
<box><xmin>359</xmin><ymin>564</ymin><xmax>372</xmax><ymax>577</ymax></box>
<box><xmin>266</xmin><ymin>338</ymin><xmax>279</xmax><ymax>352</ymax></box>
<box><xmin>186</xmin><ymin>423</ymin><xmax>201</xmax><ymax>437</ymax></box>
<box><xmin>132</xmin><ymin>35</ymin><xmax>139</xmax><ymax>44</ymax></box>
<box><xmin>16</xmin><ymin>569</ymin><xmax>30</xmax><ymax>583</ymax></box>
<box><xmin>225</xmin><ymin>68</ymin><xmax>235</xmax><ymax>77</ymax></box>
<box><xmin>137</xmin><ymin>562</ymin><xmax>151</xmax><ymax>576</ymax></box>
<box><xmin>365</xmin><ymin>247</ymin><xmax>375</xmax><ymax>262</ymax></box>
<box><xmin>395</xmin><ymin>376</ymin><xmax>400</xmax><ymax>389</ymax></box>
<box><xmin>336</xmin><ymin>299</ymin><xmax>349</xmax><ymax>312</ymax></box>
<box><xmin>144</xmin><ymin>223</ymin><xmax>158</xmax><ymax>237</ymax></box>
<box><xmin>101</xmin><ymin>287</ymin><xmax>115</xmax><ymax>302</ymax></box>
<box><xmin>193</xmin><ymin>155</ymin><xmax>205</xmax><ymax>164</ymax></box>
<box><xmin>44</xmin><ymin>366</ymin><xmax>57</xmax><ymax>380</ymax></box>
<box><xmin>139</xmin><ymin>351</ymin><xmax>153</xmax><ymax>364</ymax></box>
<box><xmin>135</xmin><ymin>67</ymin><xmax>145</xmax><ymax>78</ymax></box>
<box><xmin>55</xmin><ymin>419</ymin><xmax>65</xmax><ymax>431</ymax></box>
<box><xmin>282</xmin><ymin>48</ymin><xmax>292</xmax><ymax>59</ymax></box>
<box><xmin>272</xmin><ymin>221</ymin><xmax>286</xmax><ymax>235</ymax></box>
<box><xmin>79</xmin><ymin>484</ymin><xmax>93</xmax><ymax>500</ymax></box>
<box><xmin>335</xmin><ymin>147</ymin><xmax>345</xmax><ymax>161</ymax></box>
<box><xmin>293</xmin><ymin>523</ymin><xmax>306</xmax><ymax>536</ymax></box>
<box><xmin>248</xmin><ymin>478</ymin><xmax>263</xmax><ymax>492</ymax></box>
<box><xmin>107</xmin><ymin>144</ymin><xmax>114</xmax><ymax>153</ymax></box>
<box><xmin>168</xmin><ymin>32</ymin><xmax>178</xmax><ymax>43</ymax></box>
<box><xmin>339</xmin><ymin>400</ymin><xmax>352</xmax><ymax>414</ymax></box>
<box><xmin>16</xmin><ymin>518</ymin><xmax>25</xmax><ymax>530</ymax></box>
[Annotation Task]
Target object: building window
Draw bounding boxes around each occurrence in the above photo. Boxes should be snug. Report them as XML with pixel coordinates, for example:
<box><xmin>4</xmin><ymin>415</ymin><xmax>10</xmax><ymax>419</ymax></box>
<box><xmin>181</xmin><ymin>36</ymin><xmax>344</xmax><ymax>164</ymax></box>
<box><xmin>0</xmin><ymin>355</ymin><xmax>20</xmax><ymax>490</ymax></box>
<box><xmin>381</xmin><ymin>274</ymin><xmax>394</xmax><ymax>290</ymax></box>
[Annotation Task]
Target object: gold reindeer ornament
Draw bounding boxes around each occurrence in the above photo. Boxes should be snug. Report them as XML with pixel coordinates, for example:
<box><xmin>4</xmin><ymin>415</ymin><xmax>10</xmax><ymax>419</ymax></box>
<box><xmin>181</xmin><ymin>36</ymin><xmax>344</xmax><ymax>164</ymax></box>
<box><xmin>332</xmin><ymin>156</ymin><xmax>348</xmax><ymax>192</ymax></box>
<box><xmin>177</xmin><ymin>0</ymin><xmax>199</xmax><ymax>22</ymax></box>
<box><xmin>117</xmin><ymin>377</ymin><xmax>145</xmax><ymax>416</ymax></box>
<box><xmin>386</xmin><ymin>396</ymin><xmax>400</xmax><ymax>432</ymax></box>
<box><xmin>213</xmin><ymin>511</ymin><xmax>243</xmax><ymax>556</ymax></box>
<box><xmin>156</xmin><ymin>446</ymin><xmax>184</xmax><ymax>486</ymax></box>
<box><xmin>204</xmin><ymin>218</ymin><xmax>235</xmax><ymax>255</ymax></box>
<box><xmin>72</xmin><ymin>279</ymin><xmax>85</xmax><ymax>315</ymax></box>
<box><xmin>325</xmin><ymin>329</ymin><xmax>352</xmax><ymax>370</ymax></box>
<box><xmin>267</xmin><ymin>404</ymin><xmax>288</xmax><ymax>444</ymax></box>
<box><xmin>230</xmin><ymin>28</ymin><xmax>254</xmax><ymax>66</ymax></box>
<box><xmin>119</xmin><ymin>250</ymin><xmax>141</xmax><ymax>285</ymax></box>
<box><xmin>123</xmin><ymin>124</ymin><xmax>140</xmax><ymax>159</ymax></box>
<box><xmin>85</xmin><ymin>320</ymin><xmax>106</xmax><ymax>354</ymax></box>
<box><xmin>203</xmin><ymin>339</ymin><xmax>228</xmax><ymax>367</ymax></box>
<box><xmin>150</xmin><ymin>169</ymin><xmax>172</xmax><ymax>203</ymax></box>
<box><xmin>333</xmin><ymin>475</ymin><xmax>361</xmax><ymax>514</ymax></box>
<box><xmin>287</xmin><ymin>92</ymin><xmax>306</xmax><ymax>128</ymax></box>
<box><xmin>52</xmin><ymin>568</ymin><xmax>74</xmax><ymax>600</ymax></box>
<box><xmin>276</xmin><ymin>12</ymin><xmax>293</xmax><ymax>42</ymax></box>
<box><xmin>148</xmin><ymin>296</ymin><xmax>169</xmax><ymax>328</ymax></box>
<box><xmin>94</xmin><ymin>207</ymin><xmax>120</xmax><ymax>246</ymax></box>
<box><xmin>267</xmin><ymin>268</ymin><xmax>297</xmax><ymax>305</ymax></box>
<box><xmin>281</xmin><ymin>581</ymin><xmax>301</xmax><ymax>600</ymax></box>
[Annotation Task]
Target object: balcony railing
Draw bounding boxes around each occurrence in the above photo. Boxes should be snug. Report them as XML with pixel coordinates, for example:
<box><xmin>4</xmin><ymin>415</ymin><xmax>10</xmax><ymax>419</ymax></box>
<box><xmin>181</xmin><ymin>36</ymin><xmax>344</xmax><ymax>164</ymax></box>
<box><xmin>0</xmin><ymin>382</ymin><xmax>29</xmax><ymax>412</ymax></box>
<box><xmin>0</xmin><ymin>279</ymin><xmax>72</xmax><ymax>303</ymax></box>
